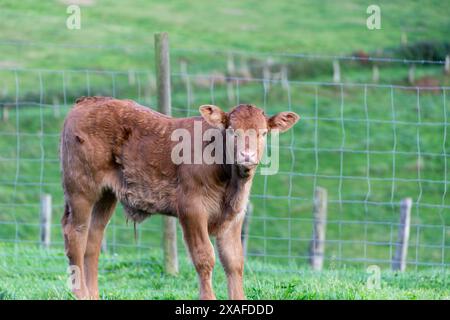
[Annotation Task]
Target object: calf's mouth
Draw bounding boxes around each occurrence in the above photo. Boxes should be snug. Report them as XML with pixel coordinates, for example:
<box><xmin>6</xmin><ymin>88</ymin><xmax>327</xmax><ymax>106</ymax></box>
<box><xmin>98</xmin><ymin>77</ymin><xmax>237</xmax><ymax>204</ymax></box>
<box><xmin>236</xmin><ymin>163</ymin><xmax>258</xmax><ymax>178</ymax></box>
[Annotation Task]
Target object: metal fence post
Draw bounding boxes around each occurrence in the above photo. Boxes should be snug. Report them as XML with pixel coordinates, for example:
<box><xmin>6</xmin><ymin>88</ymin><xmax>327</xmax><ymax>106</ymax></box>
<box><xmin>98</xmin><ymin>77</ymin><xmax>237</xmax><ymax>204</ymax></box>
<box><xmin>309</xmin><ymin>187</ymin><xmax>328</xmax><ymax>271</ymax></box>
<box><xmin>40</xmin><ymin>194</ymin><xmax>52</xmax><ymax>249</ymax></box>
<box><xmin>392</xmin><ymin>197</ymin><xmax>412</xmax><ymax>272</ymax></box>
<box><xmin>155</xmin><ymin>32</ymin><xmax>178</xmax><ymax>275</ymax></box>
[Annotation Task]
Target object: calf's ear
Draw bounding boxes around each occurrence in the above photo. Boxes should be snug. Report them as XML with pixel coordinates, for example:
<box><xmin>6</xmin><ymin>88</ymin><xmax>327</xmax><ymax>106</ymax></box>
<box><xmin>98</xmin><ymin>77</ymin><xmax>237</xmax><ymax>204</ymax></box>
<box><xmin>199</xmin><ymin>105</ymin><xmax>228</xmax><ymax>129</ymax></box>
<box><xmin>268</xmin><ymin>111</ymin><xmax>300</xmax><ymax>132</ymax></box>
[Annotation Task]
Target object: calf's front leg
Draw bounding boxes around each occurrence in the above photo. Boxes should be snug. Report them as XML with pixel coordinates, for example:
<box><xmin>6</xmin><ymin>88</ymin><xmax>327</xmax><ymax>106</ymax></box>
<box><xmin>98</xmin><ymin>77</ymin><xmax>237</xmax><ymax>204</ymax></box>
<box><xmin>216</xmin><ymin>214</ymin><xmax>246</xmax><ymax>300</ymax></box>
<box><xmin>180</xmin><ymin>215</ymin><xmax>216</xmax><ymax>300</ymax></box>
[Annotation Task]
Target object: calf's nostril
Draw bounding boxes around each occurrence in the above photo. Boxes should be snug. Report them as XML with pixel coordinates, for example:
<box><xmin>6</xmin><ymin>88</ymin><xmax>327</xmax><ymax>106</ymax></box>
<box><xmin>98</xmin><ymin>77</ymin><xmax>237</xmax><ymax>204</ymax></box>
<box><xmin>239</xmin><ymin>151</ymin><xmax>257</xmax><ymax>163</ymax></box>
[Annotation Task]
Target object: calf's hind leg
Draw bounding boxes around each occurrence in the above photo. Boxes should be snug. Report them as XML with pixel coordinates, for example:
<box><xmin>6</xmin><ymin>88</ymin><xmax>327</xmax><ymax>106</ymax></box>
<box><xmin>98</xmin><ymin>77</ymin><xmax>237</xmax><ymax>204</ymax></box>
<box><xmin>84</xmin><ymin>190</ymin><xmax>117</xmax><ymax>299</ymax></box>
<box><xmin>62</xmin><ymin>194</ymin><xmax>94</xmax><ymax>299</ymax></box>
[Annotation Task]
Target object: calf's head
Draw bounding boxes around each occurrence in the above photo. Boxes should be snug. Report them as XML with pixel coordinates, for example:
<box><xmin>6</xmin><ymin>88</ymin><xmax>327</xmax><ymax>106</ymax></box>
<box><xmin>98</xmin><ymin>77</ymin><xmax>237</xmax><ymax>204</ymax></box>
<box><xmin>200</xmin><ymin>104</ymin><xmax>300</xmax><ymax>175</ymax></box>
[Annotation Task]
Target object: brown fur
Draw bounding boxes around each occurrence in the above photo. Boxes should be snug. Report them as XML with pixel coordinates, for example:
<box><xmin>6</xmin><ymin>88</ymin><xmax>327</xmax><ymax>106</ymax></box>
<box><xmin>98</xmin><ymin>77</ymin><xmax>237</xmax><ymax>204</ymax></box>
<box><xmin>60</xmin><ymin>96</ymin><xmax>299</xmax><ymax>300</ymax></box>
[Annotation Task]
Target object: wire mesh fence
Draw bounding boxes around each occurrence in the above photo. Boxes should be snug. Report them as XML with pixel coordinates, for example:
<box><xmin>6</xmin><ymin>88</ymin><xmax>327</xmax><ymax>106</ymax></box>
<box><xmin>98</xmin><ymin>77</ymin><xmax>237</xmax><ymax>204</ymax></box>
<box><xmin>0</xmin><ymin>44</ymin><xmax>449</xmax><ymax>283</ymax></box>
<box><xmin>170</xmin><ymin>68</ymin><xmax>450</xmax><ymax>271</ymax></box>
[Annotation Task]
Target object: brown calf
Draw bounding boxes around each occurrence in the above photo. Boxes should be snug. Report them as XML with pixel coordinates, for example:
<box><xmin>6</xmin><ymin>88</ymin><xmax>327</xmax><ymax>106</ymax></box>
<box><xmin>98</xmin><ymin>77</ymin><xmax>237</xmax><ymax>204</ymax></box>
<box><xmin>60</xmin><ymin>96</ymin><xmax>299</xmax><ymax>299</ymax></box>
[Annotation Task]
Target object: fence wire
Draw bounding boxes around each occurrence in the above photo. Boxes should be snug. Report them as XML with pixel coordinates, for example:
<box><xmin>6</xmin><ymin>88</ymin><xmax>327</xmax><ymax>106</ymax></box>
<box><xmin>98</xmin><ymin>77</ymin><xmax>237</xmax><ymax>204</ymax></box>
<box><xmin>0</xmin><ymin>49</ymin><xmax>449</xmax><ymax>285</ymax></box>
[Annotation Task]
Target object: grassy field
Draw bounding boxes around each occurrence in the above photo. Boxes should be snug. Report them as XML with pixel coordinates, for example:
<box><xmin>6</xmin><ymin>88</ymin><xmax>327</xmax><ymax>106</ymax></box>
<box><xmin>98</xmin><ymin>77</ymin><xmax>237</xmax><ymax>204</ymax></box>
<box><xmin>0</xmin><ymin>244</ymin><xmax>448</xmax><ymax>299</ymax></box>
<box><xmin>0</xmin><ymin>0</ymin><xmax>449</xmax><ymax>299</ymax></box>
<box><xmin>0</xmin><ymin>0</ymin><xmax>449</xmax><ymax>70</ymax></box>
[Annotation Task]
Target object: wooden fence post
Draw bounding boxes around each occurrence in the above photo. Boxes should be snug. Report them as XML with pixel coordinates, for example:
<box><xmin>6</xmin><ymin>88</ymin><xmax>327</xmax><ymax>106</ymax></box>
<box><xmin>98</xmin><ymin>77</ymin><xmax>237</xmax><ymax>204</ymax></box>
<box><xmin>310</xmin><ymin>187</ymin><xmax>328</xmax><ymax>271</ymax></box>
<box><xmin>445</xmin><ymin>55</ymin><xmax>450</xmax><ymax>75</ymax></box>
<box><xmin>2</xmin><ymin>104</ymin><xmax>9</xmax><ymax>122</ymax></box>
<box><xmin>408</xmin><ymin>64</ymin><xmax>415</xmax><ymax>84</ymax></box>
<box><xmin>262</xmin><ymin>58</ymin><xmax>273</xmax><ymax>90</ymax></box>
<box><xmin>309</xmin><ymin>187</ymin><xmax>328</xmax><ymax>271</ymax></box>
<box><xmin>238</xmin><ymin>56</ymin><xmax>252</xmax><ymax>79</ymax></box>
<box><xmin>180</xmin><ymin>59</ymin><xmax>188</xmax><ymax>82</ymax></box>
<box><xmin>128</xmin><ymin>69</ymin><xmax>136</xmax><ymax>85</ymax></box>
<box><xmin>401</xmin><ymin>32</ymin><xmax>408</xmax><ymax>46</ymax></box>
<box><xmin>333</xmin><ymin>60</ymin><xmax>341</xmax><ymax>83</ymax></box>
<box><xmin>372</xmin><ymin>65</ymin><xmax>380</xmax><ymax>83</ymax></box>
<box><xmin>392</xmin><ymin>197</ymin><xmax>412</xmax><ymax>272</ymax></box>
<box><xmin>40</xmin><ymin>194</ymin><xmax>52</xmax><ymax>249</ymax></box>
<box><xmin>241</xmin><ymin>202</ymin><xmax>253</xmax><ymax>258</ymax></box>
<box><xmin>155</xmin><ymin>32</ymin><xmax>178</xmax><ymax>275</ymax></box>
<box><xmin>281</xmin><ymin>64</ymin><xmax>289</xmax><ymax>90</ymax></box>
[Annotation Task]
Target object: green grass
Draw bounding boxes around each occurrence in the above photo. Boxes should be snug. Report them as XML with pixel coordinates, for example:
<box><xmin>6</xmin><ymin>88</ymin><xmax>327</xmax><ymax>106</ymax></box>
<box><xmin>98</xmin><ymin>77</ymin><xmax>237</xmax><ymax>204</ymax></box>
<box><xmin>0</xmin><ymin>244</ymin><xmax>448</xmax><ymax>299</ymax></box>
<box><xmin>0</xmin><ymin>0</ymin><xmax>449</xmax><ymax>70</ymax></box>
